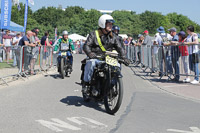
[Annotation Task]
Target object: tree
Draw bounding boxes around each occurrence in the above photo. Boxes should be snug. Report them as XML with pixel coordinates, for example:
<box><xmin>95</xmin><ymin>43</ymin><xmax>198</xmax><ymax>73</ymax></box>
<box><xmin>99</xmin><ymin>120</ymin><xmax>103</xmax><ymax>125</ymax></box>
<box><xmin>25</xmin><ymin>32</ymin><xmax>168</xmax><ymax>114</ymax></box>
<box><xmin>8</xmin><ymin>5</ymin><xmax>200</xmax><ymax>39</ymax></box>
<box><xmin>112</xmin><ymin>10</ymin><xmax>143</xmax><ymax>37</ymax></box>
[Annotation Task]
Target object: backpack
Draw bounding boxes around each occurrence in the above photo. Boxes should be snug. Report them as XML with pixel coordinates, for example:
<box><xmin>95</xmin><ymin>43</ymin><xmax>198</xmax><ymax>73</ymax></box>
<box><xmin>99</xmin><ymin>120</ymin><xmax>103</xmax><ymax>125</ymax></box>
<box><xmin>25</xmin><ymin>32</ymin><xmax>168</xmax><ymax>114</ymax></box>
<box><xmin>159</xmin><ymin>33</ymin><xmax>168</xmax><ymax>45</ymax></box>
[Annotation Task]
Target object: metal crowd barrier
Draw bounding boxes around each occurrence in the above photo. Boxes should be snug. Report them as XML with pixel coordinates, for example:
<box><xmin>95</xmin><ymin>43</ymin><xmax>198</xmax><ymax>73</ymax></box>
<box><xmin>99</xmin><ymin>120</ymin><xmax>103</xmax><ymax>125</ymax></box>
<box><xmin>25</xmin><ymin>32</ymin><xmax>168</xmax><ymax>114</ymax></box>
<box><xmin>129</xmin><ymin>44</ymin><xmax>200</xmax><ymax>81</ymax></box>
<box><xmin>0</xmin><ymin>45</ymin><xmax>54</xmax><ymax>86</ymax></box>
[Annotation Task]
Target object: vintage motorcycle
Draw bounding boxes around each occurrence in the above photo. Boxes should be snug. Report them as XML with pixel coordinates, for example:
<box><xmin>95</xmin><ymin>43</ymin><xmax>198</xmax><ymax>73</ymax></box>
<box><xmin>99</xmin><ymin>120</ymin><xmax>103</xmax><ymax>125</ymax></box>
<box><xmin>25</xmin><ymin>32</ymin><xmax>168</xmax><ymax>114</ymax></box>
<box><xmin>57</xmin><ymin>43</ymin><xmax>73</xmax><ymax>79</ymax></box>
<box><xmin>81</xmin><ymin>51</ymin><xmax>125</xmax><ymax>115</ymax></box>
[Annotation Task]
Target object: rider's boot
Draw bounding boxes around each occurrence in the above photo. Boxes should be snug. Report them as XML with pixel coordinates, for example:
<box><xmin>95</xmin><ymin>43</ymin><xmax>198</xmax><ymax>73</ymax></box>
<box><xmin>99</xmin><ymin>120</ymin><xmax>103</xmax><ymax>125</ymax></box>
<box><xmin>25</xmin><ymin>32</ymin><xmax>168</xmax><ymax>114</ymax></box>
<box><xmin>82</xmin><ymin>81</ymin><xmax>89</xmax><ymax>93</ymax></box>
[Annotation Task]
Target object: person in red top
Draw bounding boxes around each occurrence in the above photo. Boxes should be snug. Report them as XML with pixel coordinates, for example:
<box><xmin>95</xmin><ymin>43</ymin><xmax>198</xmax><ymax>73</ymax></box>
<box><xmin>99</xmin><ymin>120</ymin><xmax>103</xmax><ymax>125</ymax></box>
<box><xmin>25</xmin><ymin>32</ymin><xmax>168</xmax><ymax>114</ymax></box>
<box><xmin>178</xmin><ymin>31</ymin><xmax>190</xmax><ymax>82</ymax></box>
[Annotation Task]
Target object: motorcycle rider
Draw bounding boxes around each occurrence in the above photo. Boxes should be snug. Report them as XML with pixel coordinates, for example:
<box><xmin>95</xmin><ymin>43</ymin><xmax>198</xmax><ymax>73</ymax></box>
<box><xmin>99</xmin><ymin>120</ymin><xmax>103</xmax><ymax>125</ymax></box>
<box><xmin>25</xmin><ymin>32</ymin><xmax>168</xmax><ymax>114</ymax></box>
<box><xmin>82</xmin><ymin>14</ymin><xmax>130</xmax><ymax>87</ymax></box>
<box><xmin>54</xmin><ymin>30</ymin><xmax>76</xmax><ymax>72</ymax></box>
<box><xmin>112</xmin><ymin>25</ymin><xmax>125</xmax><ymax>50</ymax></box>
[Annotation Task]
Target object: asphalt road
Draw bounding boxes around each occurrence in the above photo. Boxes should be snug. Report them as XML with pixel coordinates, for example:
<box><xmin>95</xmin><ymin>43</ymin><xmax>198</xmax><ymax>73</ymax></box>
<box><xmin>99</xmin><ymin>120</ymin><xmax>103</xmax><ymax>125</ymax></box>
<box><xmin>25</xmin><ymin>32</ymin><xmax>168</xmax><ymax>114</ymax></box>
<box><xmin>0</xmin><ymin>54</ymin><xmax>200</xmax><ymax>133</ymax></box>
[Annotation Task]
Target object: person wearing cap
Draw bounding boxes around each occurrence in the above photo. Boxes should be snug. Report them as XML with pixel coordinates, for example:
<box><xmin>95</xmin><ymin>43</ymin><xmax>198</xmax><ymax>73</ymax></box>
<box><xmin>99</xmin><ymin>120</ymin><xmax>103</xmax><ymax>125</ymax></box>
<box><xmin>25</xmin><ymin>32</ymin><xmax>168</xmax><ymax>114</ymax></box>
<box><xmin>12</xmin><ymin>32</ymin><xmax>22</xmax><ymax>67</ymax></box>
<box><xmin>177</xmin><ymin>31</ymin><xmax>190</xmax><ymax>83</ymax></box>
<box><xmin>169</xmin><ymin>27</ymin><xmax>180</xmax><ymax>82</ymax></box>
<box><xmin>143</xmin><ymin>30</ymin><xmax>152</xmax><ymax>46</ymax></box>
<box><xmin>154</xmin><ymin>26</ymin><xmax>172</xmax><ymax>77</ymax></box>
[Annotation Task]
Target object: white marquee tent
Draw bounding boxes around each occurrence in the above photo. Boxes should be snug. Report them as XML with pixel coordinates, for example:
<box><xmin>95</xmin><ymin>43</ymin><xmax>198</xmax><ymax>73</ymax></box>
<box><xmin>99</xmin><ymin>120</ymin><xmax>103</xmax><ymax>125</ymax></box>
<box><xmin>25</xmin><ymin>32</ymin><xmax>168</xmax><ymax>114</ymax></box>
<box><xmin>68</xmin><ymin>34</ymin><xmax>87</xmax><ymax>41</ymax></box>
<box><xmin>119</xmin><ymin>34</ymin><xmax>128</xmax><ymax>39</ymax></box>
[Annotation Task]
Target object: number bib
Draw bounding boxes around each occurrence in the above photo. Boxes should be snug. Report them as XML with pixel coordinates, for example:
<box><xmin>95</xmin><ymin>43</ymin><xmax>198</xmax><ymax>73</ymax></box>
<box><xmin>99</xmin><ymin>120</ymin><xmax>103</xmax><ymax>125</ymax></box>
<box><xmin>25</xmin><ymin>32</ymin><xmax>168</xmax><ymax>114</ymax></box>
<box><xmin>61</xmin><ymin>43</ymin><xmax>69</xmax><ymax>51</ymax></box>
<box><xmin>106</xmin><ymin>56</ymin><xmax>118</xmax><ymax>66</ymax></box>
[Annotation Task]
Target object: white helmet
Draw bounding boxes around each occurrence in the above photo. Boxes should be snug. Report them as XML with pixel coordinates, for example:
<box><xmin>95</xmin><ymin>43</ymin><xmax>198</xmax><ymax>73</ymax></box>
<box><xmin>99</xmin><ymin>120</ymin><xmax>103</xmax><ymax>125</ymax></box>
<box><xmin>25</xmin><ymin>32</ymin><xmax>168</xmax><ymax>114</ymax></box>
<box><xmin>98</xmin><ymin>14</ymin><xmax>115</xmax><ymax>29</ymax></box>
<box><xmin>62</xmin><ymin>30</ymin><xmax>68</xmax><ymax>35</ymax></box>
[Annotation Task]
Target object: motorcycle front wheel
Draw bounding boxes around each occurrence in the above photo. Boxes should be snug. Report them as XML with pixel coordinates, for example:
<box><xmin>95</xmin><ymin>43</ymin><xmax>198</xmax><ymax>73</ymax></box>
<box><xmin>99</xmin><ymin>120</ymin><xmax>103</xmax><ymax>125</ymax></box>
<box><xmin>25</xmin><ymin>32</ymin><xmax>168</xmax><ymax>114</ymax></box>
<box><xmin>60</xmin><ymin>58</ymin><xmax>65</xmax><ymax>79</ymax></box>
<box><xmin>104</xmin><ymin>78</ymin><xmax>123</xmax><ymax>115</ymax></box>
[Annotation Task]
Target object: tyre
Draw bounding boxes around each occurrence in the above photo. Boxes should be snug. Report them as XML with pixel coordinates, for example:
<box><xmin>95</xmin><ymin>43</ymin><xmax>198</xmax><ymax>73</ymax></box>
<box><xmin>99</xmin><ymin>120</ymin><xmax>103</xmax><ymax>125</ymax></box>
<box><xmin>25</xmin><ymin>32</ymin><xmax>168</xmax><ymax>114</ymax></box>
<box><xmin>82</xmin><ymin>84</ymin><xmax>90</xmax><ymax>102</ymax></box>
<box><xmin>65</xmin><ymin>71</ymin><xmax>68</xmax><ymax>77</ymax></box>
<box><xmin>82</xmin><ymin>91</ymin><xmax>90</xmax><ymax>102</ymax></box>
<box><xmin>104</xmin><ymin>78</ymin><xmax>123</xmax><ymax>115</ymax></box>
<box><xmin>60</xmin><ymin>58</ymin><xmax>65</xmax><ymax>79</ymax></box>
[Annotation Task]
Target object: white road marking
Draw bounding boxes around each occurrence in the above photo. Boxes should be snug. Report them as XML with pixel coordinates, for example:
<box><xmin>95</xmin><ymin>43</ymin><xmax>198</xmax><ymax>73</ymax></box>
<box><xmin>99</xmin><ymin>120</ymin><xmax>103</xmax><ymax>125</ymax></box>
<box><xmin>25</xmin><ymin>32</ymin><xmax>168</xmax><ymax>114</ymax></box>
<box><xmin>36</xmin><ymin>118</ymin><xmax>81</xmax><ymax>132</ymax></box>
<box><xmin>163</xmin><ymin>85</ymin><xmax>189</xmax><ymax>88</ymax></box>
<box><xmin>36</xmin><ymin>117</ymin><xmax>107</xmax><ymax>132</ymax></box>
<box><xmin>74</xmin><ymin>90</ymin><xmax>79</xmax><ymax>92</ymax></box>
<box><xmin>167</xmin><ymin>127</ymin><xmax>200</xmax><ymax>133</ymax></box>
<box><xmin>67</xmin><ymin>117</ymin><xmax>108</xmax><ymax>129</ymax></box>
<box><xmin>81</xmin><ymin>117</ymin><xmax>108</xmax><ymax>128</ymax></box>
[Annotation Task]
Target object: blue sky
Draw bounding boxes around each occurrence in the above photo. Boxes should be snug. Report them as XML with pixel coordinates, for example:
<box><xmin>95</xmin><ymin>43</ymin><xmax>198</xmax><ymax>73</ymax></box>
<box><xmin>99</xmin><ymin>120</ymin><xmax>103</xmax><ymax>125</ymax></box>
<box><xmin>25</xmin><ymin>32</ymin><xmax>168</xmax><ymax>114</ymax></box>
<box><xmin>3</xmin><ymin>0</ymin><xmax>200</xmax><ymax>24</ymax></box>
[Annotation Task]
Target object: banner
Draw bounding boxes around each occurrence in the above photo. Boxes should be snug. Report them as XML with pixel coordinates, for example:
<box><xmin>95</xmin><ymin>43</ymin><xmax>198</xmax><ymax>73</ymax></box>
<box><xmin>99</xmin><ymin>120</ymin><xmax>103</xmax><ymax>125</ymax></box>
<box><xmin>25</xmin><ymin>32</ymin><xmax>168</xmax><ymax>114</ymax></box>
<box><xmin>1</xmin><ymin>0</ymin><xmax>12</xmax><ymax>29</ymax></box>
<box><xmin>23</xmin><ymin>0</ymin><xmax>28</xmax><ymax>32</ymax></box>
<box><xmin>55</xmin><ymin>28</ymin><xmax>58</xmax><ymax>40</ymax></box>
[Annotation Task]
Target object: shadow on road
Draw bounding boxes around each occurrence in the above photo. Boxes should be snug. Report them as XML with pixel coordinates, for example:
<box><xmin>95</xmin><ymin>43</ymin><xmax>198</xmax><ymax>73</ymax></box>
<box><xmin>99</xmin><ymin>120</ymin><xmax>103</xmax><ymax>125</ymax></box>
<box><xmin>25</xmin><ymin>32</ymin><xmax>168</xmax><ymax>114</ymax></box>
<box><xmin>75</xmin><ymin>82</ymin><xmax>82</xmax><ymax>86</ymax></box>
<box><xmin>60</xmin><ymin>96</ymin><xmax>106</xmax><ymax>113</ymax></box>
<box><xmin>45</xmin><ymin>74</ymin><xmax>70</xmax><ymax>79</ymax></box>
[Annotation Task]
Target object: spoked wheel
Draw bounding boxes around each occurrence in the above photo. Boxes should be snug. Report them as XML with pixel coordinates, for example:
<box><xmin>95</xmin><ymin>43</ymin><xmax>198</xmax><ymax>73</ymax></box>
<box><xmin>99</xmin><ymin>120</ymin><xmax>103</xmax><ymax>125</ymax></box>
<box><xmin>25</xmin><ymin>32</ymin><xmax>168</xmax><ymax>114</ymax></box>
<box><xmin>82</xmin><ymin>91</ymin><xmax>90</xmax><ymax>102</ymax></box>
<box><xmin>82</xmin><ymin>82</ymin><xmax>90</xmax><ymax>102</ymax></box>
<box><xmin>104</xmin><ymin>78</ymin><xmax>123</xmax><ymax>115</ymax></box>
<box><xmin>65</xmin><ymin>71</ymin><xmax>68</xmax><ymax>77</ymax></box>
<box><xmin>60</xmin><ymin>58</ymin><xmax>65</xmax><ymax>79</ymax></box>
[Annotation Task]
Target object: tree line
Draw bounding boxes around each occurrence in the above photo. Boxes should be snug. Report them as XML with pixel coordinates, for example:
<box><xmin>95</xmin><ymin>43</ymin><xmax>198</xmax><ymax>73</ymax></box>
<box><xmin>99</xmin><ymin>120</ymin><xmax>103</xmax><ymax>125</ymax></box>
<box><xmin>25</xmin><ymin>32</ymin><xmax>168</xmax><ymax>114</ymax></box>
<box><xmin>10</xmin><ymin>3</ymin><xmax>200</xmax><ymax>39</ymax></box>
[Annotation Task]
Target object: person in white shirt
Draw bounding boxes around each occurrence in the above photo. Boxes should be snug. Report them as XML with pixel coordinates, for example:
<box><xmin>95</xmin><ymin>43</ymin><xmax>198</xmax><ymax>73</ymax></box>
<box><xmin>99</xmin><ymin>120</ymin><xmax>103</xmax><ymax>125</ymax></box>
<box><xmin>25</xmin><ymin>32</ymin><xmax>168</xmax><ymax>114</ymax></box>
<box><xmin>3</xmin><ymin>30</ymin><xmax>13</xmax><ymax>64</ymax></box>
<box><xmin>12</xmin><ymin>32</ymin><xmax>22</xmax><ymax>67</ymax></box>
<box><xmin>184</xmin><ymin>25</ymin><xmax>199</xmax><ymax>84</ymax></box>
<box><xmin>153</xmin><ymin>26</ymin><xmax>172</xmax><ymax>77</ymax></box>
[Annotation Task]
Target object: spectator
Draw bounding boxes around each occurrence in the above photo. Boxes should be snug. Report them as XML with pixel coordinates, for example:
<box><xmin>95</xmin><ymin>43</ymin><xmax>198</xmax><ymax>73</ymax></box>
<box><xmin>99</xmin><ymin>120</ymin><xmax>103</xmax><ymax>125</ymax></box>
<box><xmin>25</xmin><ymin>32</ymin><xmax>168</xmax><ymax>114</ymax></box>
<box><xmin>41</xmin><ymin>31</ymin><xmax>52</xmax><ymax>66</ymax></box>
<box><xmin>12</xmin><ymin>32</ymin><xmax>22</xmax><ymax>67</ymax></box>
<box><xmin>143</xmin><ymin>30</ymin><xmax>152</xmax><ymax>46</ymax></box>
<box><xmin>177</xmin><ymin>31</ymin><xmax>190</xmax><ymax>82</ymax></box>
<box><xmin>169</xmin><ymin>27</ymin><xmax>180</xmax><ymax>82</ymax></box>
<box><xmin>0</xmin><ymin>43</ymin><xmax>5</xmax><ymax>62</ymax></box>
<box><xmin>34</xmin><ymin>27</ymin><xmax>40</xmax><ymax>34</ymax></box>
<box><xmin>185</xmin><ymin>25</ymin><xmax>199</xmax><ymax>84</ymax></box>
<box><xmin>3</xmin><ymin>30</ymin><xmax>13</xmax><ymax>64</ymax></box>
<box><xmin>136</xmin><ymin>34</ymin><xmax>144</xmax><ymax>64</ymax></box>
<box><xmin>154</xmin><ymin>26</ymin><xmax>172</xmax><ymax>77</ymax></box>
<box><xmin>18</xmin><ymin>31</ymin><xmax>35</xmax><ymax>72</ymax></box>
<box><xmin>124</xmin><ymin>38</ymin><xmax>128</xmax><ymax>46</ymax></box>
<box><xmin>34</xmin><ymin>27</ymin><xmax>40</xmax><ymax>44</ymax></box>
<box><xmin>79</xmin><ymin>40</ymin><xmax>85</xmax><ymax>54</ymax></box>
<box><xmin>29</xmin><ymin>29</ymin><xmax>39</xmax><ymax>75</ymax></box>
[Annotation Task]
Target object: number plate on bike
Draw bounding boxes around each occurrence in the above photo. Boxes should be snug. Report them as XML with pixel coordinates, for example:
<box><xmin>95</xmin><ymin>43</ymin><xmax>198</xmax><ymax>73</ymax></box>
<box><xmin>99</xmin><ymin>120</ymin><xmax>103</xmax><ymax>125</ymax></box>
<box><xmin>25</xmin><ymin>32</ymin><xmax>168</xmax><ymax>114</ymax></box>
<box><xmin>61</xmin><ymin>52</ymin><xmax>67</xmax><ymax>56</ymax></box>
<box><xmin>106</xmin><ymin>56</ymin><xmax>118</xmax><ymax>66</ymax></box>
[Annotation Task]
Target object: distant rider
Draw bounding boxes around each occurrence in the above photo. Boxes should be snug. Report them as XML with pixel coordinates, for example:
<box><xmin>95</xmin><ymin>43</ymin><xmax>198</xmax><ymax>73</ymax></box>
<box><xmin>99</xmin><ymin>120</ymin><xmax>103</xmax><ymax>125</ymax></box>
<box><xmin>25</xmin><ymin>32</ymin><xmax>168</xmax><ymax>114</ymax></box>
<box><xmin>54</xmin><ymin>30</ymin><xmax>76</xmax><ymax>72</ymax></box>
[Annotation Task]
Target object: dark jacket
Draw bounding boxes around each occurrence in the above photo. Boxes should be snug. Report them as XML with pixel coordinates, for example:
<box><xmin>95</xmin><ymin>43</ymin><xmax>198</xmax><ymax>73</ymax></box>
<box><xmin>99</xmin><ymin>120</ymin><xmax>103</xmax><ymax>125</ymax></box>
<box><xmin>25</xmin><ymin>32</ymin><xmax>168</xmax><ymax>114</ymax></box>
<box><xmin>83</xmin><ymin>29</ymin><xmax>126</xmax><ymax>58</ymax></box>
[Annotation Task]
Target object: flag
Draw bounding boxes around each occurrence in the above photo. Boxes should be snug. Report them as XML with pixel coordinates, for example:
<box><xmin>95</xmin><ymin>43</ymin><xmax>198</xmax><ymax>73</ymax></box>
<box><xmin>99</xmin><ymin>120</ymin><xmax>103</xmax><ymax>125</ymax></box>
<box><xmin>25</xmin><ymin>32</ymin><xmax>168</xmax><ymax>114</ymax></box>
<box><xmin>28</xmin><ymin>0</ymin><xmax>34</xmax><ymax>5</ymax></box>
<box><xmin>1</xmin><ymin>0</ymin><xmax>12</xmax><ymax>29</ymax></box>
<box><xmin>23</xmin><ymin>0</ymin><xmax>28</xmax><ymax>32</ymax></box>
<box><xmin>17</xmin><ymin>2</ymin><xmax>21</xmax><ymax>11</ymax></box>
<box><xmin>55</xmin><ymin>28</ymin><xmax>58</xmax><ymax>40</ymax></box>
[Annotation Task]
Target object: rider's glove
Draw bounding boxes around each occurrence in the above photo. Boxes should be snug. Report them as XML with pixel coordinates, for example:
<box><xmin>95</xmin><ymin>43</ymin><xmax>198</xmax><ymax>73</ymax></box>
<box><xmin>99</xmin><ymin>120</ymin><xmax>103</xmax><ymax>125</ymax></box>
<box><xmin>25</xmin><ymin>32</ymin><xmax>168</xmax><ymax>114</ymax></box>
<box><xmin>124</xmin><ymin>58</ymin><xmax>130</xmax><ymax>66</ymax></box>
<box><xmin>88</xmin><ymin>52</ymin><xmax>97</xmax><ymax>59</ymax></box>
